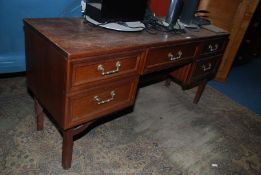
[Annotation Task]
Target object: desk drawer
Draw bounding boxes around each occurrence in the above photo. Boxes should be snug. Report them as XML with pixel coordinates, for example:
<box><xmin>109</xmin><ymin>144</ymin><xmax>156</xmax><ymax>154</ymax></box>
<box><xmin>67</xmin><ymin>76</ymin><xmax>138</xmax><ymax>127</ymax></box>
<box><xmin>70</xmin><ymin>53</ymin><xmax>140</xmax><ymax>88</ymax></box>
<box><xmin>190</xmin><ymin>56</ymin><xmax>221</xmax><ymax>82</ymax></box>
<box><xmin>144</xmin><ymin>43</ymin><xmax>197</xmax><ymax>73</ymax></box>
<box><xmin>201</xmin><ymin>38</ymin><xmax>226</xmax><ymax>56</ymax></box>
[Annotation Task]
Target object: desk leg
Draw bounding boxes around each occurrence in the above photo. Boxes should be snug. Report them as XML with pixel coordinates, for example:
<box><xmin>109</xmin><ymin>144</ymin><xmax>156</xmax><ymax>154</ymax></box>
<box><xmin>34</xmin><ymin>97</ymin><xmax>44</xmax><ymax>131</ymax></box>
<box><xmin>62</xmin><ymin>129</ymin><xmax>74</xmax><ymax>170</ymax></box>
<box><xmin>193</xmin><ymin>81</ymin><xmax>207</xmax><ymax>104</ymax></box>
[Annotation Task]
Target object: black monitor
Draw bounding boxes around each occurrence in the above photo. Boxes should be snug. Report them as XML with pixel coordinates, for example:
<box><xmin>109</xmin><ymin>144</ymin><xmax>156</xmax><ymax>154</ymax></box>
<box><xmin>102</xmin><ymin>0</ymin><xmax>148</xmax><ymax>22</ymax></box>
<box><xmin>179</xmin><ymin>0</ymin><xmax>199</xmax><ymax>25</ymax></box>
<box><xmin>85</xmin><ymin>0</ymin><xmax>148</xmax><ymax>23</ymax></box>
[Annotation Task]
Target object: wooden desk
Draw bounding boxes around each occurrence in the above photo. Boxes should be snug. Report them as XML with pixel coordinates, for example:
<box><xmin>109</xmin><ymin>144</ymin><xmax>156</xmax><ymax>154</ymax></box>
<box><xmin>24</xmin><ymin>18</ymin><xmax>228</xmax><ymax>169</ymax></box>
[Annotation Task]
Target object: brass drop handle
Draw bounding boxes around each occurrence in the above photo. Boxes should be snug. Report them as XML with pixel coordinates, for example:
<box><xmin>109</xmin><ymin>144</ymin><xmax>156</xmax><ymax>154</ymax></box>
<box><xmin>201</xmin><ymin>63</ymin><xmax>212</xmax><ymax>71</ymax></box>
<box><xmin>208</xmin><ymin>44</ymin><xmax>219</xmax><ymax>52</ymax></box>
<box><xmin>168</xmin><ymin>50</ymin><xmax>183</xmax><ymax>61</ymax></box>
<box><xmin>97</xmin><ymin>61</ymin><xmax>121</xmax><ymax>75</ymax></box>
<box><xmin>93</xmin><ymin>91</ymin><xmax>116</xmax><ymax>105</ymax></box>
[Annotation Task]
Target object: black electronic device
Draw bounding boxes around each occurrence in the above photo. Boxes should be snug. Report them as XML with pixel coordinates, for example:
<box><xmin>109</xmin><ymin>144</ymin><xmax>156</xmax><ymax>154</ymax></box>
<box><xmin>84</xmin><ymin>0</ymin><xmax>148</xmax><ymax>23</ymax></box>
<box><xmin>149</xmin><ymin>0</ymin><xmax>203</xmax><ymax>29</ymax></box>
<box><xmin>179</xmin><ymin>0</ymin><xmax>200</xmax><ymax>26</ymax></box>
<box><xmin>83</xmin><ymin>0</ymin><xmax>148</xmax><ymax>31</ymax></box>
<box><xmin>165</xmin><ymin>0</ymin><xmax>183</xmax><ymax>26</ymax></box>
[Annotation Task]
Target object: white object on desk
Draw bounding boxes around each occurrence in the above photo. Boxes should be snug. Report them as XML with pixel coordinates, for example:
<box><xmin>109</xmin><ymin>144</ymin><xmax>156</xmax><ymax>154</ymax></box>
<box><xmin>85</xmin><ymin>15</ymin><xmax>145</xmax><ymax>32</ymax></box>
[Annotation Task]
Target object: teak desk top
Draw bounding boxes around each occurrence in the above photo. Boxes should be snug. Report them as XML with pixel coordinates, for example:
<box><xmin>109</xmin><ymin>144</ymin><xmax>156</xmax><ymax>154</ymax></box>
<box><xmin>24</xmin><ymin>18</ymin><xmax>227</xmax><ymax>59</ymax></box>
<box><xmin>24</xmin><ymin>18</ymin><xmax>229</xmax><ymax>169</ymax></box>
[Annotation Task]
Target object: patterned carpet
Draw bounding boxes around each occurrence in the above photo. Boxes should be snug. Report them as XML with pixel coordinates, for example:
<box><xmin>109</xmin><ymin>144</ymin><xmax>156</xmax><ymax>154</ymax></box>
<box><xmin>0</xmin><ymin>76</ymin><xmax>261</xmax><ymax>175</ymax></box>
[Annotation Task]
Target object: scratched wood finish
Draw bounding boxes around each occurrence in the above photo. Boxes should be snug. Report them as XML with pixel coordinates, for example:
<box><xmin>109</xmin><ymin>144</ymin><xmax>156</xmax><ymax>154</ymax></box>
<box><xmin>69</xmin><ymin>51</ymin><xmax>141</xmax><ymax>92</ymax></box>
<box><xmin>144</xmin><ymin>42</ymin><xmax>198</xmax><ymax>73</ymax></box>
<box><xmin>24</xmin><ymin>18</ymin><xmax>227</xmax><ymax>59</ymax></box>
<box><xmin>24</xmin><ymin>18</ymin><xmax>229</xmax><ymax>169</ymax></box>
<box><xmin>168</xmin><ymin>37</ymin><xmax>228</xmax><ymax>89</ymax></box>
<box><xmin>25</xmin><ymin>25</ymin><xmax>67</xmax><ymax>127</ymax></box>
<box><xmin>24</xmin><ymin>18</ymin><xmax>228</xmax><ymax>129</ymax></box>
<box><xmin>200</xmin><ymin>38</ymin><xmax>227</xmax><ymax>56</ymax></box>
<box><xmin>190</xmin><ymin>55</ymin><xmax>222</xmax><ymax>82</ymax></box>
<box><xmin>67</xmin><ymin>76</ymin><xmax>139</xmax><ymax>128</ymax></box>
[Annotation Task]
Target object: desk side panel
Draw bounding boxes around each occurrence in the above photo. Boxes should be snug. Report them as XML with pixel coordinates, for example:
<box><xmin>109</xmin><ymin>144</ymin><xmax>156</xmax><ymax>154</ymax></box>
<box><xmin>24</xmin><ymin>25</ymin><xmax>67</xmax><ymax>128</ymax></box>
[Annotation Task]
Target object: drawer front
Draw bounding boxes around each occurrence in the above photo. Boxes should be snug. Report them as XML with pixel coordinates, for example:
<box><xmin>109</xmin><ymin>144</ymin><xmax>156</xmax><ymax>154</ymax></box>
<box><xmin>190</xmin><ymin>56</ymin><xmax>221</xmax><ymax>82</ymax></box>
<box><xmin>70</xmin><ymin>52</ymin><xmax>141</xmax><ymax>88</ymax></box>
<box><xmin>201</xmin><ymin>38</ymin><xmax>226</xmax><ymax>56</ymax></box>
<box><xmin>66</xmin><ymin>76</ymin><xmax>139</xmax><ymax>128</ymax></box>
<box><xmin>144</xmin><ymin>43</ymin><xmax>198</xmax><ymax>73</ymax></box>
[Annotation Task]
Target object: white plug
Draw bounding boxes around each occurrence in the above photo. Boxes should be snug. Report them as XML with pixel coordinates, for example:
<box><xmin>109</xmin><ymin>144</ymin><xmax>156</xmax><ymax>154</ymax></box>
<box><xmin>81</xmin><ymin>0</ymin><xmax>86</xmax><ymax>13</ymax></box>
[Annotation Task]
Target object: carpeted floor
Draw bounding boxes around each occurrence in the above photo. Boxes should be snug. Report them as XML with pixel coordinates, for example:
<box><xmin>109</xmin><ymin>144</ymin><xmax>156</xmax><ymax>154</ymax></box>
<box><xmin>210</xmin><ymin>56</ymin><xmax>261</xmax><ymax>115</ymax></box>
<box><xmin>0</xmin><ymin>76</ymin><xmax>261</xmax><ymax>175</ymax></box>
